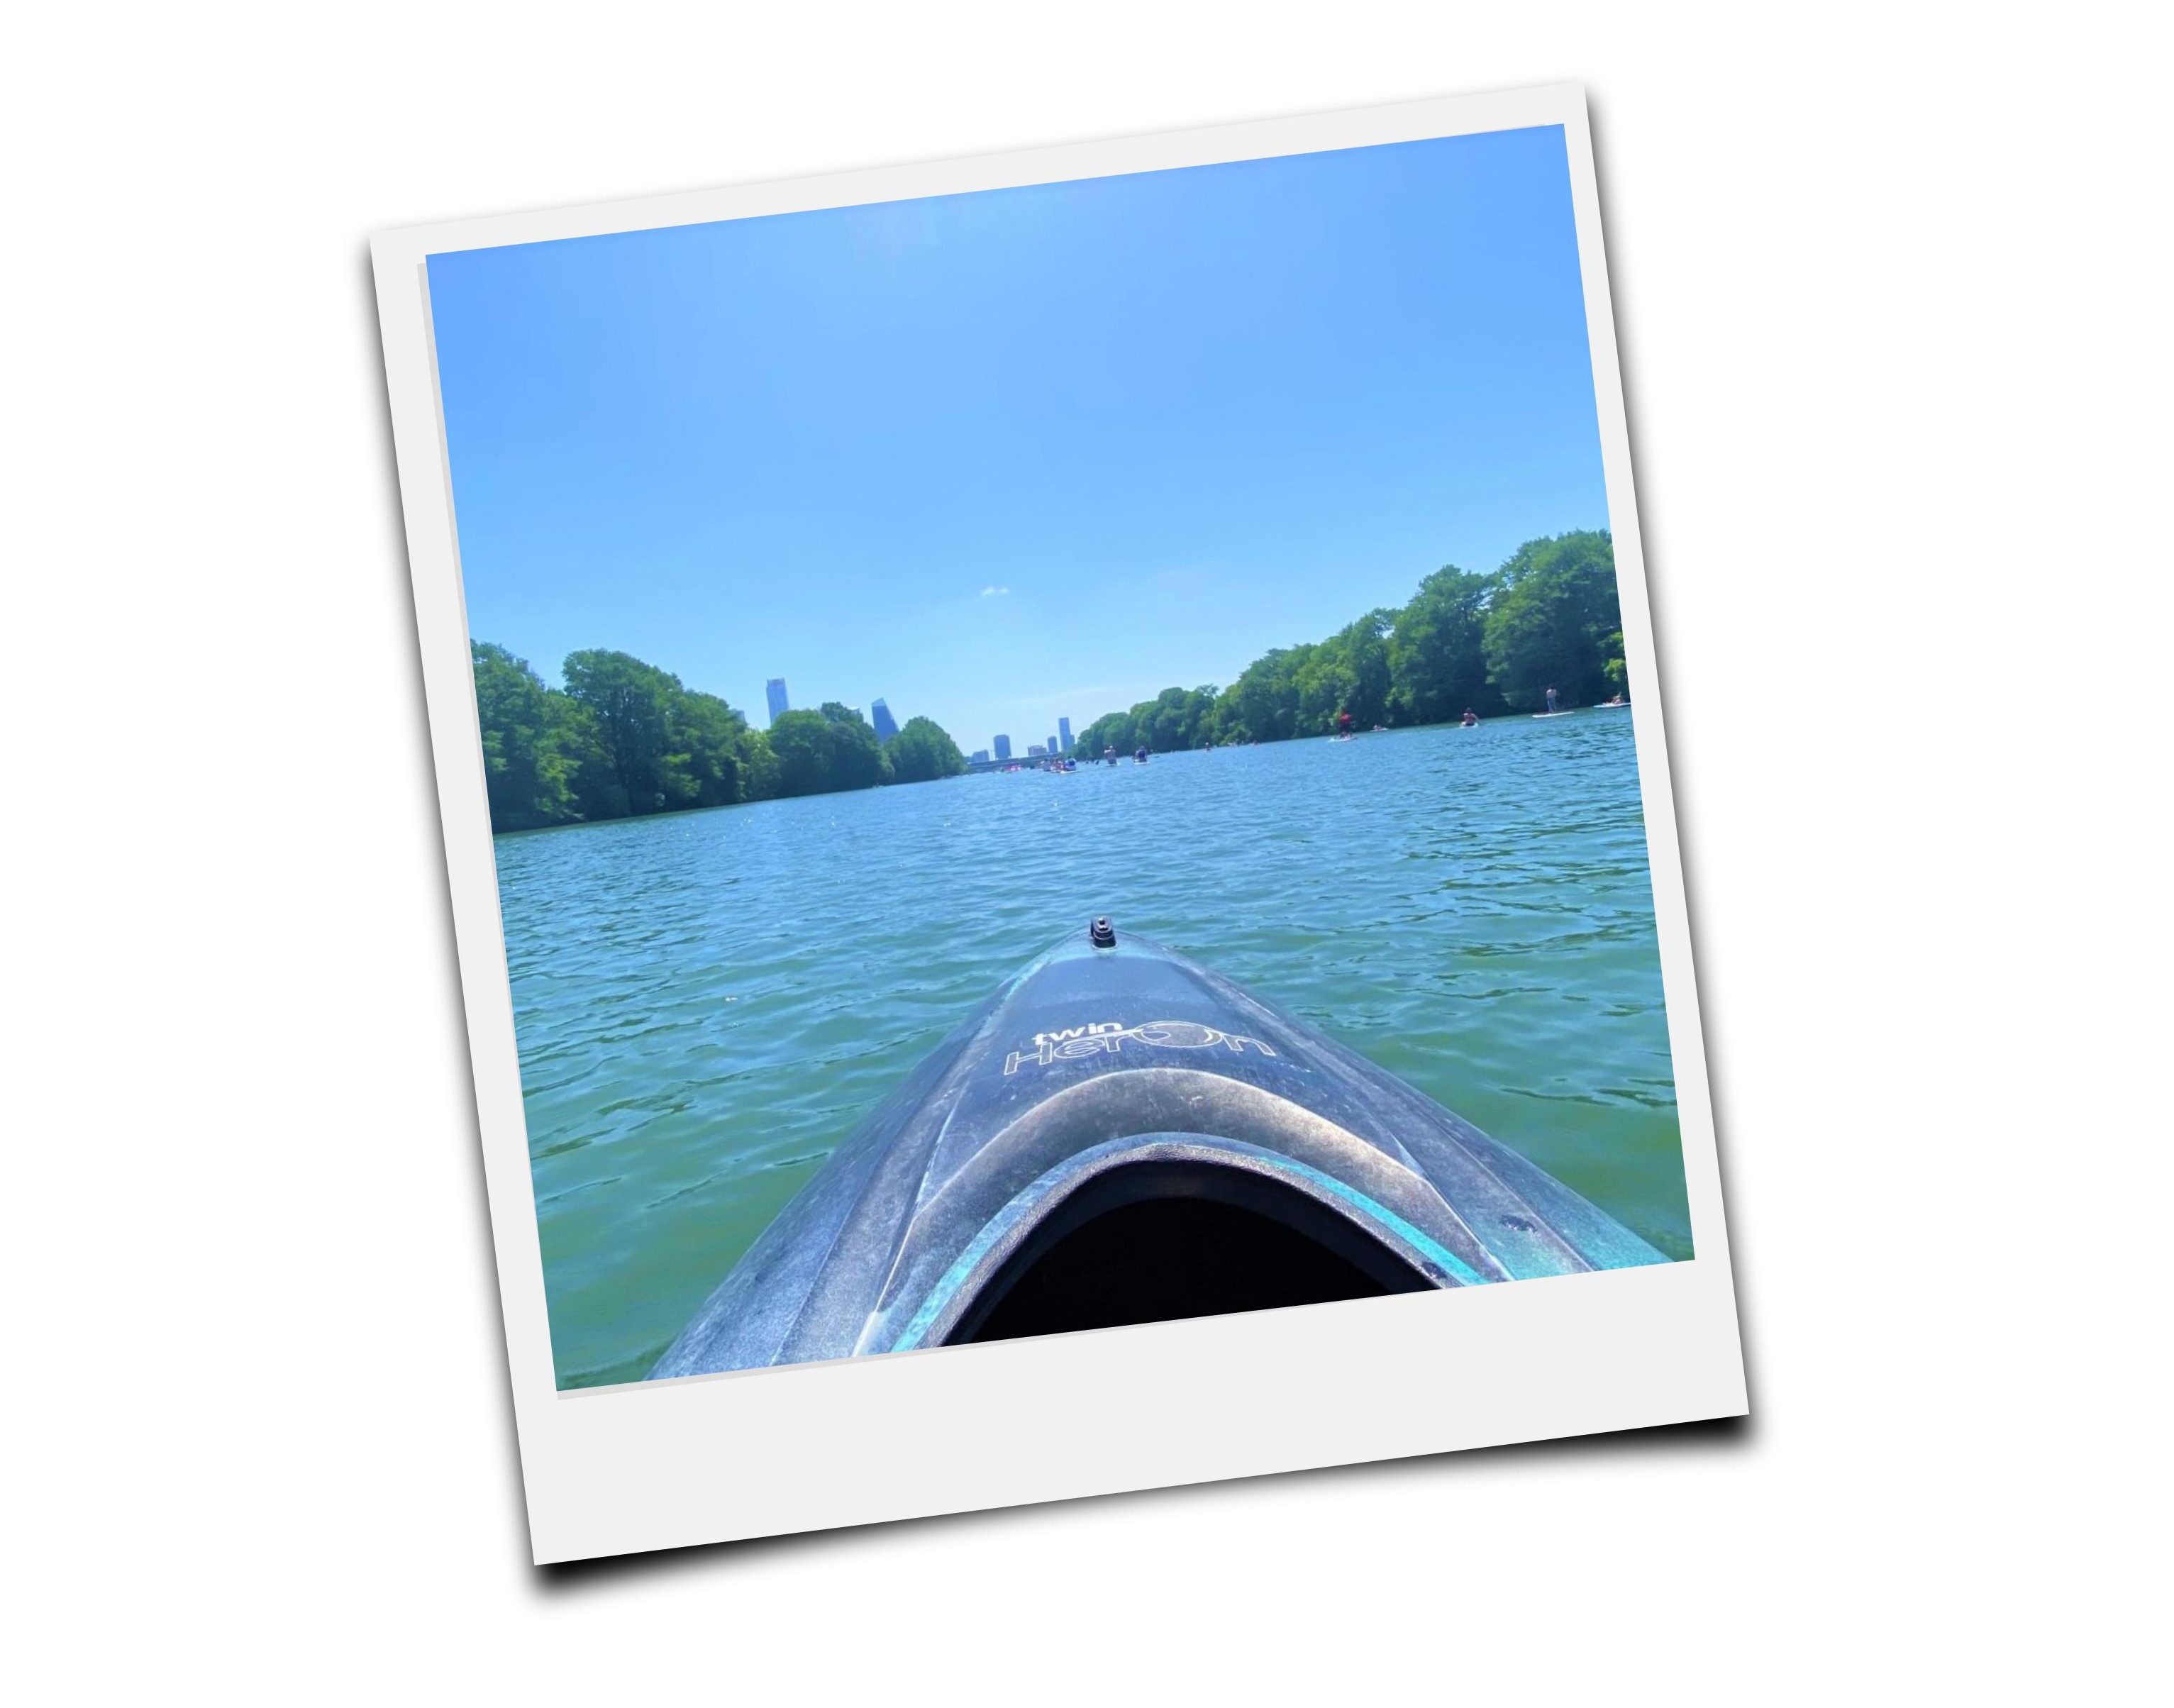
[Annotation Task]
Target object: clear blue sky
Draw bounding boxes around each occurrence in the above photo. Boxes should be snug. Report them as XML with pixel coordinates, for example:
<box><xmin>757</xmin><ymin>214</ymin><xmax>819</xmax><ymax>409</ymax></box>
<box><xmin>428</xmin><ymin>124</ymin><xmax>1607</xmax><ymax>754</ymax></box>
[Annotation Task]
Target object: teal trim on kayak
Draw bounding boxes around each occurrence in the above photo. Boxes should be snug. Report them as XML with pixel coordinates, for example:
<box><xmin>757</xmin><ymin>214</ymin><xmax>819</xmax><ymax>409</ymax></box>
<box><xmin>888</xmin><ymin>1145</ymin><xmax>1487</xmax><ymax>1353</ymax></box>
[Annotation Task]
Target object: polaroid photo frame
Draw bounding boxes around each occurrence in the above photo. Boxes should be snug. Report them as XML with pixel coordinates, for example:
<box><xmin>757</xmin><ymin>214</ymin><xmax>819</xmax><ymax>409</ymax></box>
<box><xmin>374</xmin><ymin>82</ymin><xmax>1745</xmax><ymax>1565</ymax></box>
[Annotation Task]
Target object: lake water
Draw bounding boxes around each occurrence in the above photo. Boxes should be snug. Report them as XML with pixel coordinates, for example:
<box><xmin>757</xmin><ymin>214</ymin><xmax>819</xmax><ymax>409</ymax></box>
<box><xmin>493</xmin><ymin>710</ymin><xmax>1688</xmax><ymax>1387</ymax></box>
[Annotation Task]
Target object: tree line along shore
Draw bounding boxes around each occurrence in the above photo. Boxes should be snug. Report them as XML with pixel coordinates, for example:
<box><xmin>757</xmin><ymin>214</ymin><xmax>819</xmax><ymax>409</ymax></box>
<box><xmin>470</xmin><ymin>647</ymin><xmax>969</xmax><ymax>833</ymax></box>
<box><xmin>1074</xmin><ymin>529</ymin><xmax>1623</xmax><ymax>758</ymax></box>
<box><xmin>471</xmin><ymin>528</ymin><xmax>1621</xmax><ymax>834</ymax></box>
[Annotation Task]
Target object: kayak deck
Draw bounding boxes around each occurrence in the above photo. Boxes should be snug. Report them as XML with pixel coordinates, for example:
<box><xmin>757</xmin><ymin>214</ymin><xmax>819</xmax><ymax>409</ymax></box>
<box><xmin>653</xmin><ymin>926</ymin><xmax>1666</xmax><ymax>1375</ymax></box>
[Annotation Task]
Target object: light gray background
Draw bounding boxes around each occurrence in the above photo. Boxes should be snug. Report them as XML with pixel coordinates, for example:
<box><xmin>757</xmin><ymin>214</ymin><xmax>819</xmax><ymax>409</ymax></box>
<box><xmin>9</xmin><ymin>0</ymin><xmax>2162</xmax><ymax>1696</ymax></box>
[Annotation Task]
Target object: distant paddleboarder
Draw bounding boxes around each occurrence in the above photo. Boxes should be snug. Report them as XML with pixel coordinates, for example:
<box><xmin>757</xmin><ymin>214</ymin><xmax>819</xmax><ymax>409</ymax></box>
<box><xmin>1545</xmin><ymin>686</ymin><xmax>1559</xmax><ymax>714</ymax></box>
<box><xmin>1461</xmin><ymin>708</ymin><xmax>1478</xmax><ymax>727</ymax></box>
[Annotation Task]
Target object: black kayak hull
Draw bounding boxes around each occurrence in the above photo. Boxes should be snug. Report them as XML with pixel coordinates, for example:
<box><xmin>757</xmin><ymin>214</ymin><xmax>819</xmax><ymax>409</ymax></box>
<box><xmin>653</xmin><ymin>927</ymin><xmax>1666</xmax><ymax>1376</ymax></box>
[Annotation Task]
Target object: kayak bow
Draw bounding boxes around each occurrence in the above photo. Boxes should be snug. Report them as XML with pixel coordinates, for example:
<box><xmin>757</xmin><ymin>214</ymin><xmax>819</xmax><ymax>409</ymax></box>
<box><xmin>653</xmin><ymin>921</ymin><xmax>1666</xmax><ymax>1375</ymax></box>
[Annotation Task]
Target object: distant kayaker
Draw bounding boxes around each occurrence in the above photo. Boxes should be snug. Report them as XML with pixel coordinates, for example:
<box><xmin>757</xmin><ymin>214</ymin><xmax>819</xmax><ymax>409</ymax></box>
<box><xmin>1461</xmin><ymin>708</ymin><xmax>1478</xmax><ymax>727</ymax></box>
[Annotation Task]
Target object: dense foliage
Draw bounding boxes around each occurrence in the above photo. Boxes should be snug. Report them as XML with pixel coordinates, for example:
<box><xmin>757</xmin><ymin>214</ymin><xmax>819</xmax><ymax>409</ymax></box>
<box><xmin>470</xmin><ymin>647</ymin><xmax>964</xmax><ymax>833</ymax></box>
<box><xmin>1074</xmin><ymin>531</ymin><xmax>1623</xmax><ymax>755</ymax></box>
<box><xmin>471</xmin><ymin>529</ymin><xmax>1616</xmax><ymax>830</ymax></box>
<box><xmin>886</xmin><ymin>715</ymin><xmax>970</xmax><ymax>784</ymax></box>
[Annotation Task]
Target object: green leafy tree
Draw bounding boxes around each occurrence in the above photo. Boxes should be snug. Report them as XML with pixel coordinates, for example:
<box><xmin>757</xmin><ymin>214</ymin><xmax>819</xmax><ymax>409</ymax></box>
<box><xmin>1390</xmin><ymin>566</ymin><xmax>1500</xmax><ymax>723</ymax></box>
<box><xmin>1210</xmin><ymin>682</ymin><xmax>1246</xmax><ymax>743</ymax></box>
<box><xmin>1077</xmin><ymin>711</ymin><xmax>1132</xmax><ymax>756</ymax></box>
<box><xmin>886</xmin><ymin>716</ymin><xmax>968</xmax><ymax>783</ymax></box>
<box><xmin>1142</xmin><ymin>685</ymin><xmax>1222</xmax><ymax>752</ymax></box>
<box><xmin>470</xmin><ymin>642</ymin><xmax>582</xmax><ymax>831</ymax></box>
<box><xmin>768</xmin><ymin>709</ymin><xmax>840</xmax><ymax>797</ymax></box>
<box><xmin>1228</xmin><ymin>647</ymin><xmax>1307</xmax><ymax>743</ymax></box>
<box><xmin>1600</xmin><ymin>630</ymin><xmax>1628</xmax><ymax>697</ymax></box>
<box><xmin>670</xmin><ymin>690</ymin><xmax>771</xmax><ymax>809</ymax></box>
<box><xmin>1067</xmin><ymin>533</ymin><xmax>1620</xmax><ymax>748</ymax></box>
<box><xmin>769</xmin><ymin>706</ymin><xmax>889</xmax><ymax>795</ymax></box>
<box><xmin>1481</xmin><ymin>531</ymin><xmax>1621</xmax><ymax>710</ymax></box>
<box><xmin>1328</xmin><ymin>611</ymin><xmax>1395</xmax><ymax>728</ymax></box>
<box><xmin>562</xmin><ymin>648</ymin><xmax>684</xmax><ymax>814</ymax></box>
<box><xmin>1294</xmin><ymin>639</ymin><xmax>1356</xmax><ymax>733</ymax></box>
<box><xmin>820</xmin><ymin>704</ymin><xmax>890</xmax><ymax>789</ymax></box>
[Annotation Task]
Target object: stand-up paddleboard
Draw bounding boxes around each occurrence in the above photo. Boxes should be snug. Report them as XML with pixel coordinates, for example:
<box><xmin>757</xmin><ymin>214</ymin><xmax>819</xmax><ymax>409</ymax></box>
<box><xmin>1596</xmin><ymin>700</ymin><xmax>1629</xmax><ymax>710</ymax></box>
<box><xmin>1531</xmin><ymin>711</ymin><xmax>1575</xmax><ymax>719</ymax></box>
<box><xmin>653</xmin><ymin>923</ymin><xmax>1667</xmax><ymax>1375</ymax></box>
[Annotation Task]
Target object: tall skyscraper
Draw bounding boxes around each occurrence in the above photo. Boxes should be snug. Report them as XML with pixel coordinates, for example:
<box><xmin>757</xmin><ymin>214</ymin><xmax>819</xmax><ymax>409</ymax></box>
<box><xmin>765</xmin><ymin>678</ymin><xmax>789</xmax><ymax>725</ymax></box>
<box><xmin>1058</xmin><ymin>716</ymin><xmax>1073</xmax><ymax>753</ymax></box>
<box><xmin>993</xmin><ymin>734</ymin><xmax>1011</xmax><ymax>761</ymax></box>
<box><xmin>870</xmin><ymin>699</ymin><xmax>899</xmax><ymax>744</ymax></box>
<box><xmin>1047</xmin><ymin>735</ymin><xmax>1059</xmax><ymax>758</ymax></box>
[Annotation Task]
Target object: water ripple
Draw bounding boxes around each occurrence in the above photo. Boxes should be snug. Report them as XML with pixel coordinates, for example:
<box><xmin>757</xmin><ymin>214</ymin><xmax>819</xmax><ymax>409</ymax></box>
<box><xmin>494</xmin><ymin>714</ymin><xmax>1689</xmax><ymax>1387</ymax></box>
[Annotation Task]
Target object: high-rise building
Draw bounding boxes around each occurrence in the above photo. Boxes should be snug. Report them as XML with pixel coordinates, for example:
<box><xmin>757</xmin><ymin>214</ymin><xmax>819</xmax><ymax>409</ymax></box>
<box><xmin>993</xmin><ymin>734</ymin><xmax>1011</xmax><ymax>761</ymax></box>
<box><xmin>971</xmin><ymin>750</ymin><xmax>989</xmax><ymax>765</ymax></box>
<box><xmin>1028</xmin><ymin>743</ymin><xmax>1046</xmax><ymax>758</ymax></box>
<box><xmin>765</xmin><ymin>678</ymin><xmax>789</xmax><ymax>725</ymax></box>
<box><xmin>1047</xmin><ymin>735</ymin><xmax>1059</xmax><ymax>757</ymax></box>
<box><xmin>870</xmin><ymin>699</ymin><xmax>899</xmax><ymax>744</ymax></box>
<box><xmin>1058</xmin><ymin>717</ymin><xmax>1072</xmax><ymax>753</ymax></box>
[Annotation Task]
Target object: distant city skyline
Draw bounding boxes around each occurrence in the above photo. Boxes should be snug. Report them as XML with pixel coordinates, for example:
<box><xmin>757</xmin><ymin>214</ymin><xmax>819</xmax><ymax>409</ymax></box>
<box><xmin>430</xmin><ymin>126</ymin><xmax>1609</xmax><ymax>747</ymax></box>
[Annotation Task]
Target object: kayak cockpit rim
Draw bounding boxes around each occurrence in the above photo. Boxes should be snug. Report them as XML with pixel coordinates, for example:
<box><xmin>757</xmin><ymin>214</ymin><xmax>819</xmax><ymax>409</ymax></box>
<box><xmin>876</xmin><ymin>1133</ymin><xmax>1487</xmax><ymax>1355</ymax></box>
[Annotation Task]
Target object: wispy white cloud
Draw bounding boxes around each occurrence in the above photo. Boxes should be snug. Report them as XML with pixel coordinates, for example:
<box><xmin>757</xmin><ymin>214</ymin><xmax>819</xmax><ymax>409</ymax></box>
<box><xmin>980</xmin><ymin>584</ymin><xmax>1009</xmax><ymax>597</ymax></box>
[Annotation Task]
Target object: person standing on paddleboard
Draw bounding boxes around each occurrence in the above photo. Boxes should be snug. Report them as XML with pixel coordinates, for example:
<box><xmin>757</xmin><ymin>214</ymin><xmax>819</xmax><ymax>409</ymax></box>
<box><xmin>1545</xmin><ymin>686</ymin><xmax>1559</xmax><ymax>713</ymax></box>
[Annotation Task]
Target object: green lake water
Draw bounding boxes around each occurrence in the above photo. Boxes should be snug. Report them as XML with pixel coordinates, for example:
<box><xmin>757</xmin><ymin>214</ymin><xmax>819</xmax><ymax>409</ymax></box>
<box><xmin>493</xmin><ymin>710</ymin><xmax>1688</xmax><ymax>1387</ymax></box>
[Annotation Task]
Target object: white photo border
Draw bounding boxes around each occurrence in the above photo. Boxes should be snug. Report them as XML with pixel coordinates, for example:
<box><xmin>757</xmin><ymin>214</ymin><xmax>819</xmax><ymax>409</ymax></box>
<box><xmin>372</xmin><ymin>82</ymin><xmax>1746</xmax><ymax>1565</ymax></box>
